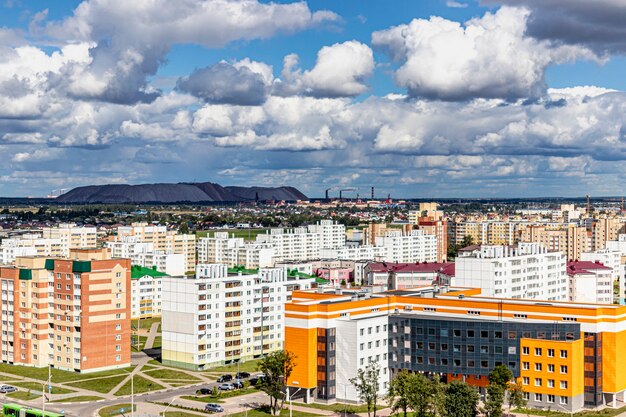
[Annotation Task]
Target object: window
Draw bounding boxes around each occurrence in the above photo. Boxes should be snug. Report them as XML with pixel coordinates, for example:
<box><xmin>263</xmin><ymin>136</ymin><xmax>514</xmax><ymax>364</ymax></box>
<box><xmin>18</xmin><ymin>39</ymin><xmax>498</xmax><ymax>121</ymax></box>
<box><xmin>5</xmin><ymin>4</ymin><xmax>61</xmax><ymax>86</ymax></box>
<box><xmin>522</xmin><ymin>346</ymin><xmax>529</xmax><ymax>355</ymax></box>
<box><xmin>560</xmin><ymin>381</ymin><xmax>567</xmax><ymax>389</ymax></box>
<box><xmin>535</xmin><ymin>393</ymin><xmax>543</xmax><ymax>402</ymax></box>
<box><xmin>115</xmin><ymin>355</ymin><xmax>121</xmax><ymax>361</ymax></box>
<box><xmin>535</xmin><ymin>363</ymin><xmax>542</xmax><ymax>371</ymax></box>
<box><xmin>560</xmin><ymin>365</ymin><xmax>568</xmax><ymax>374</ymax></box>
<box><xmin>548</xmin><ymin>348</ymin><xmax>555</xmax><ymax>357</ymax></box>
<box><xmin>481</xmin><ymin>330</ymin><xmax>489</xmax><ymax>338</ymax></box>
<box><xmin>560</xmin><ymin>350</ymin><xmax>567</xmax><ymax>358</ymax></box>
<box><xmin>480</xmin><ymin>346</ymin><xmax>489</xmax><ymax>354</ymax></box>
<box><xmin>548</xmin><ymin>364</ymin><xmax>555</xmax><ymax>373</ymax></box>
<box><xmin>535</xmin><ymin>378</ymin><xmax>542</xmax><ymax>386</ymax></box>
<box><xmin>547</xmin><ymin>395</ymin><xmax>555</xmax><ymax>403</ymax></box>
<box><xmin>560</xmin><ymin>396</ymin><xmax>568</xmax><ymax>405</ymax></box>
<box><xmin>360</xmin><ymin>329</ymin><xmax>364</xmax><ymax>336</ymax></box>
<box><xmin>453</xmin><ymin>329</ymin><xmax>461</xmax><ymax>337</ymax></box>
<box><xmin>508</xmin><ymin>331</ymin><xmax>517</xmax><ymax>339</ymax></box>
<box><xmin>548</xmin><ymin>379</ymin><xmax>555</xmax><ymax>388</ymax></box>
<box><xmin>467</xmin><ymin>330</ymin><xmax>475</xmax><ymax>337</ymax></box>
<box><xmin>535</xmin><ymin>347</ymin><xmax>542</xmax><ymax>356</ymax></box>
<box><xmin>467</xmin><ymin>345</ymin><xmax>475</xmax><ymax>353</ymax></box>
<box><xmin>116</xmin><ymin>314</ymin><xmax>121</xmax><ymax>319</ymax></box>
<box><xmin>467</xmin><ymin>360</ymin><xmax>475</xmax><ymax>368</ymax></box>
<box><xmin>523</xmin><ymin>362</ymin><xmax>530</xmax><ymax>370</ymax></box>
<box><xmin>495</xmin><ymin>331</ymin><xmax>502</xmax><ymax>339</ymax></box>
<box><xmin>116</xmin><ymin>324</ymin><xmax>121</xmax><ymax>330</ymax></box>
<box><xmin>360</xmin><ymin>343</ymin><xmax>364</xmax><ymax>351</ymax></box>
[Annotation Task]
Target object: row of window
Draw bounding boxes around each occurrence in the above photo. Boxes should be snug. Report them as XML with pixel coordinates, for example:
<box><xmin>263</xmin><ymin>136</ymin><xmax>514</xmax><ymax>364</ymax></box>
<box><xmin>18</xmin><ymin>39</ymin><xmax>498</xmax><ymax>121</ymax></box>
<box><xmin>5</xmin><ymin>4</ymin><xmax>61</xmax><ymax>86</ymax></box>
<box><xmin>522</xmin><ymin>377</ymin><xmax>568</xmax><ymax>389</ymax></box>
<box><xmin>522</xmin><ymin>362</ymin><xmax>568</xmax><ymax>373</ymax></box>
<box><xmin>522</xmin><ymin>347</ymin><xmax>568</xmax><ymax>358</ymax></box>
<box><xmin>359</xmin><ymin>325</ymin><xmax>387</xmax><ymax>336</ymax></box>
<box><xmin>527</xmin><ymin>393</ymin><xmax>568</xmax><ymax>404</ymax></box>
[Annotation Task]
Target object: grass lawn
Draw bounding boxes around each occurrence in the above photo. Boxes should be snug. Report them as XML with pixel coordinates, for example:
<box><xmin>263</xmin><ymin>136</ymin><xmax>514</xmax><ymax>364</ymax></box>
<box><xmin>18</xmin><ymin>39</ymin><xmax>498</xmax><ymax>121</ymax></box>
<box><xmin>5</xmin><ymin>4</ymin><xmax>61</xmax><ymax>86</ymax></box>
<box><xmin>514</xmin><ymin>406</ymin><xmax>626</xmax><ymax>417</ymax></box>
<box><xmin>114</xmin><ymin>375</ymin><xmax>164</xmax><ymax>396</ymax></box>
<box><xmin>181</xmin><ymin>395</ymin><xmax>224</xmax><ymax>404</ymax></box>
<box><xmin>6</xmin><ymin>390</ymin><xmax>41</xmax><ymax>400</ymax></box>
<box><xmin>229</xmin><ymin>406</ymin><xmax>321</xmax><ymax>417</ymax></box>
<box><xmin>165</xmin><ymin>412</ymin><xmax>207</xmax><ymax>417</ymax></box>
<box><xmin>11</xmin><ymin>381</ymin><xmax>75</xmax><ymax>394</ymax></box>
<box><xmin>0</xmin><ymin>363</ymin><xmax>134</xmax><ymax>383</ymax></box>
<box><xmin>131</xmin><ymin>336</ymin><xmax>148</xmax><ymax>352</ymax></box>
<box><xmin>207</xmin><ymin>359</ymin><xmax>261</xmax><ymax>373</ymax></box>
<box><xmin>143</xmin><ymin>368</ymin><xmax>200</xmax><ymax>381</ymax></box>
<box><xmin>98</xmin><ymin>403</ymin><xmax>136</xmax><ymax>417</ymax></box>
<box><xmin>295</xmin><ymin>401</ymin><xmax>385</xmax><ymax>414</ymax></box>
<box><xmin>152</xmin><ymin>336</ymin><xmax>162</xmax><ymax>349</ymax></box>
<box><xmin>66</xmin><ymin>375</ymin><xmax>128</xmax><ymax>394</ymax></box>
<box><xmin>51</xmin><ymin>395</ymin><xmax>105</xmax><ymax>402</ymax></box>
<box><xmin>131</xmin><ymin>316</ymin><xmax>161</xmax><ymax>330</ymax></box>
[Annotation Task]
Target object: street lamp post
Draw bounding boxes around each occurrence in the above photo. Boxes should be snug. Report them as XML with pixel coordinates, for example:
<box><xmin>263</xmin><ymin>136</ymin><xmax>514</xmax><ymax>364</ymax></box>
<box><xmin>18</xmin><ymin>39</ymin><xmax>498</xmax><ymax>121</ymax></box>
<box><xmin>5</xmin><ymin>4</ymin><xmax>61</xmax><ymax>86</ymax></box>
<box><xmin>160</xmin><ymin>397</ymin><xmax>176</xmax><ymax>416</ymax></box>
<box><xmin>288</xmin><ymin>386</ymin><xmax>302</xmax><ymax>417</ymax></box>
<box><xmin>122</xmin><ymin>369</ymin><xmax>135</xmax><ymax>417</ymax></box>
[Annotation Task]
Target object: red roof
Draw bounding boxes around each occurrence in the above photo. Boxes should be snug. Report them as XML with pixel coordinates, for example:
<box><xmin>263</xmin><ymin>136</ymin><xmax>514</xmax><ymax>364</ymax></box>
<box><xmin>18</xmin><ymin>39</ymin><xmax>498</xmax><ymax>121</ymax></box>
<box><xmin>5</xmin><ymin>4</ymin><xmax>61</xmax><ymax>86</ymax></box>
<box><xmin>368</xmin><ymin>261</ymin><xmax>455</xmax><ymax>276</ymax></box>
<box><xmin>567</xmin><ymin>260</ymin><xmax>611</xmax><ymax>276</ymax></box>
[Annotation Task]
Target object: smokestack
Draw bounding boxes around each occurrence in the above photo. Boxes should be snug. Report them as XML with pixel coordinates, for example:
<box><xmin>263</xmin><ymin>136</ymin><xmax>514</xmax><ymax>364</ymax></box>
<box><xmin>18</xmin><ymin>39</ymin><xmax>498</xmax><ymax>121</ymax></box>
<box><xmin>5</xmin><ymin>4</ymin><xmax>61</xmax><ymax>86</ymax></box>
<box><xmin>371</xmin><ymin>186</ymin><xmax>375</xmax><ymax>200</ymax></box>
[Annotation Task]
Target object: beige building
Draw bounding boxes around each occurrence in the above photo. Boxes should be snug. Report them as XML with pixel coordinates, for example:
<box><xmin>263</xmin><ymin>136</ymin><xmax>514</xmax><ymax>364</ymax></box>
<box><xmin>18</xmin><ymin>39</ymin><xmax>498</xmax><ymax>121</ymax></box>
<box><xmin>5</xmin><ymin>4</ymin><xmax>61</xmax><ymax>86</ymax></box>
<box><xmin>519</xmin><ymin>225</ymin><xmax>591</xmax><ymax>260</ymax></box>
<box><xmin>114</xmin><ymin>223</ymin><xmax>196</xmax><ymax>272</ymax></box>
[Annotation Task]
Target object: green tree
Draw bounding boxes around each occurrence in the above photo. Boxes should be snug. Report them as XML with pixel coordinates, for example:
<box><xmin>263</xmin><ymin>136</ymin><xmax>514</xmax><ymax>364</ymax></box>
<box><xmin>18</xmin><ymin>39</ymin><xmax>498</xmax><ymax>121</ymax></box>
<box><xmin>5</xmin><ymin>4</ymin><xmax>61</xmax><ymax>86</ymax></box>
<box><xmin>257</xmin><ymin>350</ymin><xmax>297</xmax><ymax>416</ymax></box>
<box><xmin>350</xmin><ymin>360</ymin><xmax>381</xmax><ymax>417</ymax></box>
<box><xmin>489</xmin><ymin>365</ymin><xmax>513</xmax><ymax>388</ymax></box>
<box><xmin>460</xmin><ymin>235</ymin><xmax>475</xmax><ymax>248</ymax></box>
<box><xmin>387</xmin><ymin>370</ymin><xmax>412</xmax><ymax>417</ymax></box>
<box><xmin>443</xmin><ymin>381</ymin><xmax>479</xmax><ymax>417</ymax></box>
<box><xmin>485</xmin><ymin>383</ymin><xmax>505</xmax><ymax>417</ymax></box>
<box><xmin>178</xmin><ymin>222</ymin><xmax>190</xmax><ymax>234</ymax></box>
<box><xmin>507</xmin><ymin>381</ymin><xmax>527</xmax><ymax>415</ymax></box>
<box><xmin>407</xmin><ymin>373</ymin><xmax>433</xmax><ymax>417</ymax></box>
<box><xmin>431</xmin><ymin>374</ymin><xmax>446</xmax><ymax>417</ymax></box>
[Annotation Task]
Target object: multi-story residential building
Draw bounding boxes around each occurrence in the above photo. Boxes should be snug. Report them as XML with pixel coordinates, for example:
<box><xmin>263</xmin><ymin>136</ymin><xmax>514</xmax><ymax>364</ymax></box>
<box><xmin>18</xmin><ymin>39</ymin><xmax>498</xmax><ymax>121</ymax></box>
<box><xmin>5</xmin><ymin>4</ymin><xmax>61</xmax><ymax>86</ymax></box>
<box><xmin>416</xmin><ymin>218</ymin><xmax>447</xmax><ymax>262</ymax></box>
<box><xmin>581</xmin><ymin>249</ymin><xmax>622</xmax><ymax>286</ymax></box>
<box><xmin>130</xmin><ymin>266</ymin><xmax>166</xmax><ymax>319</ymax></box>
<box><xmin>319</xmin><ymin>245</ymin><xmax>386</xmax><ymax>261</ymax></box>
<box><xmin>41</xmin><ymin>224</ymin><xmax>97</xmax><ymax>251</ymax></box>
<box><xmin>196</xmin><ymin>233</ymin><xmax>275</xmax><ymax>269</ymax></box>
<box><xmin>106</xmin><ymin>238</ymin><xmax>185</xmax><ymax>276</ymax></box>
<box><xmin>454</xmin><ymin>243</ymin><xmax>567</xmax><ymax>301</ymax></box>
<box><xmin>519</xmin><ymin>225</ymin><xmax>591</xmax><ymax>261</ymax></box>
<box><xmin>285</xmin><ymin>286</ymin><xmax>626</xmax><ymax>411</ymax></box>
<box><xmin>606</xmin><ymin>235</ymin><xmax>626</xmax><ymax>305</ymax></box>
<box><xmin>566</xmin><ymin>261</ymin><xmax>613</xmax><ymax>304</ymax></box>
<box><xmin>365</xmin><ymin>262</ymin><xmax>454</xmax><ymax>289</ymax></box>
<box><xmin>114</xmin><ymin>223</ymin><xmax>196</xmax><ymax>272</ymax></box>
<box><xmin>0</xmin><ymin>249</ymin><xmax>131</xmax><ymax>372</ymax></box>
<box><xmin>374</xmin><ymin>230</ymin><xmax>437</xmax><ymax>264</ymax></box>
<box><xmin>0</xmin><ymin>234</ymin><xmax>65</xmax><ymax>264</ymax></box>
<box><xmin>590</xmin><ymin>217</ymin><xmax>625</xmax><ymax>252</ymax></box>
<box><xmin>161</xmin><ymin>264</ymin><xmax>314</xmax><ymax>370</ymax></box>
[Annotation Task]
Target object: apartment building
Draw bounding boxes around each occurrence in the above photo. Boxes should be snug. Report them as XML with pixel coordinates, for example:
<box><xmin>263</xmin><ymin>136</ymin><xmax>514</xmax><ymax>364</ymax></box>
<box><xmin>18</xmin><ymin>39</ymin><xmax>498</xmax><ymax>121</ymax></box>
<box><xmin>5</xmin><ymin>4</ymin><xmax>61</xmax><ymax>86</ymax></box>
<box><xmin>519</xmin><ymin>225</ymin><xmax>591</xmax><ymax>261</ymax></box>
<box><xmin>566</xmin><ymin>261</ymin><xmax>613</xmax><ymax>304</ymax></box>
<box><xmin>374</xmin><ymin>230</ymin><xmax>437</xmax><ymax>263</ymax></box>
<box><xmin>114</xmin><ymin>223</ymin><xmax>196</xmax><ymax>272</ymax></box>
<box><xmin>606</xmin><ymin>235</ymin><xmax>626</xmax><ymax>305</ymax></box>
<box><xmin>161</xmin><ymin>264</ymin><xmax>314</xmax><ymax>370</ymax></box>
<box><xmin>41</xmin><ymin>224</ymin><xmax>97</xmax><ymax>251</ymax></box>
<box><xmin>454</xmin><ymin>243</ymin><xmax>567</xmax><ymax>301</ymax></box>
<box><xmin>0</xmin><ymin>234</ymin><xmax>65</xmax><ymax>265</ymax></box>
<box><xmin>106</xmin><ymin>238</ymin><xmax>185</xmax><ymax>276</ymax></box>
<box><xmin>364</xmin><ymin>262</ymin><xmax>454</xmax><ymax>289</ymax></box>
<box><xmin>581</xmin><ymin>249</ymin><xmax>622</xmax><ymax>285</ymax></box>
<box><xmin>196</xmin><ymin>233</ymin><xmax>275</xmax><ymax>269</ymax></box>
<box><xmin>130</xmin><ymin>266</ymin><xmax>165</xmax><ymax>319</ymax></box>
<box><xmin>0</xmin><ymin>249</ymin><xmax>131</xmax><ymax>372</ymax></box>
<box><xmin>285</xmin><ymin>287</ymin><xmax>626</xmax><ymax>411</ymax></box>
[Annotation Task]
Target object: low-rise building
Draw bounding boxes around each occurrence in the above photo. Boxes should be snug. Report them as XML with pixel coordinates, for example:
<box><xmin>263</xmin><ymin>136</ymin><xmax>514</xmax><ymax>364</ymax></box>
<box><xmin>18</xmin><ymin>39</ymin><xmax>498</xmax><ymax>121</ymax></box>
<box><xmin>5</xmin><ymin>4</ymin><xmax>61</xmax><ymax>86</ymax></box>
<box><xmin>365</xmin><ymin>262</ymin><xmax>454</xmax><ymax>289</ymax></box>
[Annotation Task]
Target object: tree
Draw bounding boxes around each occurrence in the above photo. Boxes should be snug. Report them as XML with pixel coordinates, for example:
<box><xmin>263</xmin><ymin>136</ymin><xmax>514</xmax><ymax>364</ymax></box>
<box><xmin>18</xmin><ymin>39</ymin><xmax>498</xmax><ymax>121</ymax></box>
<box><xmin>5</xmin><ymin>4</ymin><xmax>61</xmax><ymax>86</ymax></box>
<box><xmin>257</xmin><ymin>350</ymin><xmax>297</xmax><ymax>416</ymax></box>
<box><xmin>178</xmin><ymin>222</ymin><xmax>189</xmax><ymax>234</ymax></box>
<box><xmin>407</xmin><ymin>373</ymin><xmax>433</xmax><ymax>417</ymax></box>
<box><xmin>507</xmin><ymin>381</ymin><xmax>527</xmax><ymax>415</ymax></box>
<box><xmin>350</xmin><ymin>360</ymin><xmax>381</xmax><ymax>417</ymax></box>
<box><xmin>430</xmin><ymin>374</ymin><xmax>447</xmax><ymax>417</ymax></box>
<box><xmin>387</xmin><ymin>371</ymin><xmax>412</xmax><ymax>417</ymax></box>
<box><xmin>443</xmin><ymin>381</ymin><xmax>479</xmax><ymax>417</ymax></box>
<box><xmin>460</xmin><ymin>235</ymin><xmax>475</xmax><ymax>249</ymax></box>
<box><xmin>489</xmin><ymin>365</ymin><xmax>513</xmax><ymax>388</ymax></box>
<box><xmin>485</xmin><ymin>383</ymin><xmax>505</xmax><ymax>417</ymax></box>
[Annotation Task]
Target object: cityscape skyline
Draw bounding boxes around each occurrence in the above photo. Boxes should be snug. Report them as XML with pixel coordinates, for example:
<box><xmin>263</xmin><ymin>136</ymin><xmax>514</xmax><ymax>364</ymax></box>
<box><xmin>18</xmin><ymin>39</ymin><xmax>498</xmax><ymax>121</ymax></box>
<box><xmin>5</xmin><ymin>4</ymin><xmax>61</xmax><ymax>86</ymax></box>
<box><xmin>1</xmin><ymin>0</ymin><xmax>625</xmax><ymax>197</ymax></box>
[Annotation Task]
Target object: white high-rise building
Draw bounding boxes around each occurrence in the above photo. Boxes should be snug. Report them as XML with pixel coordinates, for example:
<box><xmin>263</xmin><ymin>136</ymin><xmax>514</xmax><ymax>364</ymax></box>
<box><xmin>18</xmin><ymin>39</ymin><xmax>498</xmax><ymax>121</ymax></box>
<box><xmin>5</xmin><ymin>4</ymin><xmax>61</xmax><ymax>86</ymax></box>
<box><xmin>374</xmin><ymin>230</ymin><xmax>437</xmax><ymax>263</ymax></box>
<box><xmin>566</xmin><ymin>261</ymin><xmax>613</xmax><ymax>304</ymax></box>
<box><xmin>197</xmin><ymin>233</ymin><xmax>274</xmax><ymax>269</ymax></box>
<box><xmin>41</xmin><ymin>223</ymin><xmax>97</xmax><ymax>251</ymax></box>
<box><xmin>161</xmin><ymin>264</ymin><xmax>314</xmax><ymax>370</ymax></box>
<box><xmin>454</xmin><ymin>243</ymin><xmax>568</xmax><ymax>301</ymax></box>
<box><xmin>105</xmin><ymin>238</ymin><xmax>185</xmax><ymax>276</ymax></box>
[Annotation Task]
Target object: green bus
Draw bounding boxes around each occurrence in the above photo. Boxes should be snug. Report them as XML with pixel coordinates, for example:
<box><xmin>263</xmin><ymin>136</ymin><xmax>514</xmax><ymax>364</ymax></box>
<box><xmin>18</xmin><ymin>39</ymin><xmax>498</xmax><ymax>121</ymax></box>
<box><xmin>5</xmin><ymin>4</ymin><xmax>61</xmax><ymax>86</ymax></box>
<box><xmin>3</xmin><ymin>403</ymin><xmax>64</xmax><ymax>417</ymax></box>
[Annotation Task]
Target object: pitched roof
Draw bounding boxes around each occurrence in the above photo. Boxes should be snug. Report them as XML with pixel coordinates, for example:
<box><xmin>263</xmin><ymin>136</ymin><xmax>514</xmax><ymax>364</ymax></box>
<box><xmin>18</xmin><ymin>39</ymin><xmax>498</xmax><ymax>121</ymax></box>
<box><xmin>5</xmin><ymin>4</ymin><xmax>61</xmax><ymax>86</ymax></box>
<box><xmin>566</xmin><ymin>260</ymin><xmax>611</xmax><ymax>276</ymax></box>
<box><xmin>131</xmin><ymin>265</ymin><xmax>168</xmax><ymax>279</ymax></box>
<box><xmin>368</xmin><ymin>261</ymin><xmax>455</xmax><ymax>276</ymax></box>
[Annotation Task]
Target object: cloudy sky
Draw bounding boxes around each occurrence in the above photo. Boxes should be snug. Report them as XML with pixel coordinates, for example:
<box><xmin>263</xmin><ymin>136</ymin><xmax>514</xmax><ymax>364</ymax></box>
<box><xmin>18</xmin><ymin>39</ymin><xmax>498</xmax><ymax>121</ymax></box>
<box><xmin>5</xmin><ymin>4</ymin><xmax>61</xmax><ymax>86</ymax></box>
<box><xmin>0</xmin><ymin>0</ymin><xmax>625</xmax><ymax>198</ymax></box>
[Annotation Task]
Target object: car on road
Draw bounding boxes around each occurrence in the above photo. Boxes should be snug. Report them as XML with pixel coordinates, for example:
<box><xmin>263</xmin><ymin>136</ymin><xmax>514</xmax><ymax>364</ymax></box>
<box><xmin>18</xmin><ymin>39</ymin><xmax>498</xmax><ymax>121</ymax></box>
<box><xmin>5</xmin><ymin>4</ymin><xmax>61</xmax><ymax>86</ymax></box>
<box><xmin>197</xmin><ymin>387</ymin><xmax>212</xmax><ymax>395</ymax></box>
<box><xmin>205</xmin><ymin>403</ymin><xmax>224</xmax><ymax>413</ymax></box>
<box><xmin>0</xmin><ymin>385</ymin><xmax>17</xmax><ymax>393</ymax></box>
<box><xmin>218</xmin><ymin>383</ymin><xmax>235</xmax><ymax>391</ymax></box>
<box><xmin>235</xmin><ymin>372</ymin><xmax>250</xmax><ymax>379</ymax></box>
<box><xmin>216</xmin><ymin>375</ymin><xmax>232</xmax><ymax>383</ymax></box>
<box><xmin>232</xmin><ymin>380</ymin><xmax>244</xmax><ymax>389</ymax></box>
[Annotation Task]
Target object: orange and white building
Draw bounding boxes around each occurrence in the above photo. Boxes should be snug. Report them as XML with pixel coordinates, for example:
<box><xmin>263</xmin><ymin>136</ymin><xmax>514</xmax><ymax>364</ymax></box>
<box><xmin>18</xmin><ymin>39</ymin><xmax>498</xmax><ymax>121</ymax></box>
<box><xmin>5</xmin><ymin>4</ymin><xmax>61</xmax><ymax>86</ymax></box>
<box><xmin>285</xmin><ymin>286</ymin><xmax>626</xmax><ymax>411</ymax></box>
<box><xmin>0</xmin><ymin>249</ymin><xmax>131</xmax><ymax>373</ymax></box>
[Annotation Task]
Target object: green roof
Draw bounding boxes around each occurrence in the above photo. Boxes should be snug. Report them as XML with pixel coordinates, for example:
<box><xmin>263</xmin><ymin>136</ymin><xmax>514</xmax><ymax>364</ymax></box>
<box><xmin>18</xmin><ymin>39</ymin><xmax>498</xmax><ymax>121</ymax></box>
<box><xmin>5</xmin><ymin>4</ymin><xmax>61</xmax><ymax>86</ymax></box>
<box><xmin>18</xmin><ymin>269</ymin><xmax>32</xmax><ymax>281</ymax></box>
<box><xmin>315</xmin><ymin>277</ymin><xmax>329</xmax><ymax>284</ymax></box>
<box><xmin>72</xmin><ymin>261</ymin><xmax>92</xmax><ymax>273</ymax></box>
<box><xmin>287</xmin><ymin>269</ymin><xmax>317</xmax><ymax>279</ymax></box>
<box><xmin>44</xmin><ymin>259</ymin><xmax>55</xmax><ymax>271</ymax></box>
<box><xmin>131</xmin><ymin>265</ymin><xmax>168</xmax><ymax>279</ymax></box>
<box><xmin>228</xmin><ymin>265</ymin><xmax>259</xmax><ymax>275</ymax></box>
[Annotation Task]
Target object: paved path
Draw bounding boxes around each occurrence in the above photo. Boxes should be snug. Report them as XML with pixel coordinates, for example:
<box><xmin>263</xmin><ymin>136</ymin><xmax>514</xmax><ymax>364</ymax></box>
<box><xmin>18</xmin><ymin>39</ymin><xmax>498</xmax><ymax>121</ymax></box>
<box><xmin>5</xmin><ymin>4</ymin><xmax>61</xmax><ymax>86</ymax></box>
<box><xmin>144</xmin><ymin>322</ymin><xmax>160</xmax><ymax>350</ymax></box>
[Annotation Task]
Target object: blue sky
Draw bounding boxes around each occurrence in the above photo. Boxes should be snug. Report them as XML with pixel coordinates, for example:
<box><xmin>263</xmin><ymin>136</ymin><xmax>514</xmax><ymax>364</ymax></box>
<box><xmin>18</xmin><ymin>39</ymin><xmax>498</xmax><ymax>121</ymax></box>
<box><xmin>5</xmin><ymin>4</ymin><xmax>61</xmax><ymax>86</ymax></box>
<box><xmin>0</xmin><ymin>0</ymin><xmax>625</xmax><ymax>198</ymax></box>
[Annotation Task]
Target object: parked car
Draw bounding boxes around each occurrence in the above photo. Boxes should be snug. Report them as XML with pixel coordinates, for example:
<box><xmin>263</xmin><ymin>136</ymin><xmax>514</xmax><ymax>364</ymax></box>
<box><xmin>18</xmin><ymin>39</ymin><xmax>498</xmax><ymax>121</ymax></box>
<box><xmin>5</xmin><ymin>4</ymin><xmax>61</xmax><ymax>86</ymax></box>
<box><xmin>197</xmin><ymin>387</ymin><xmax>212</xmax><ymax>395</ymax></box>
<box><xmin>249</xmin><ymin>375</ymin><xmax>266</xmax><ymax>386</ymax></box>
<box><xmin>235</xmin><ymin>372</ymin><xmax>250</xmax><ymax>379</ymax></box>
<box><xmin>0</xmin><ymin>385</ymin><xmax>17</xmax><ymax>393</ymax></box>
<box><xmin>232</xmin><ymin>380</ymin><xmax>244</xmax><ymax>389</ymax></box>
<box><xmin>218</xmin><ymin>383</ymin><xmax>235</xmax><ymax>391</ymax></box>
<box><xmin>216</xmin><ymin>375</ymin><xmax>232</xmax><ymax>383</ymax></box>
<box><xmin>205</xmin><ymin>403</ymin><xmax>224</xmax><ymax>413</ymax></box>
